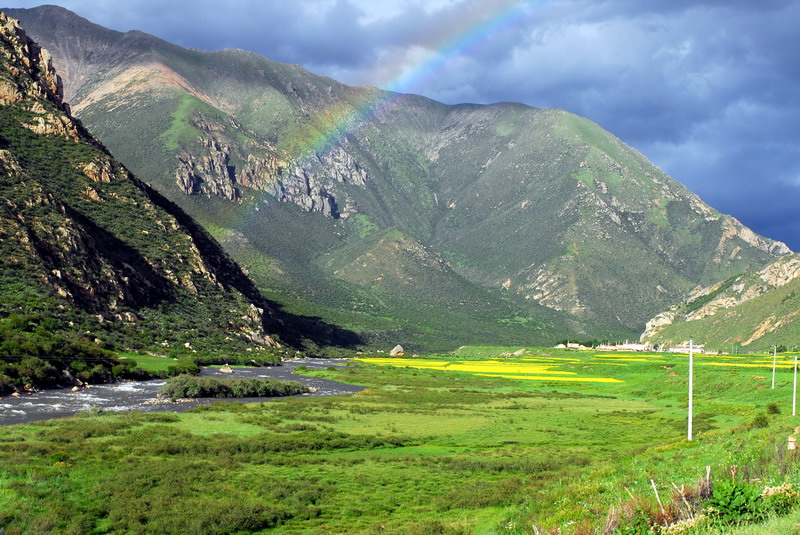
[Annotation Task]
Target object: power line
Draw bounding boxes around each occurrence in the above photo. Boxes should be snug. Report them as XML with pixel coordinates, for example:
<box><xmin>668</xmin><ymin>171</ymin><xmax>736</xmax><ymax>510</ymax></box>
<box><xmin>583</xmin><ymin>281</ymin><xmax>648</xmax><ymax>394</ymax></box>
<box><xmin>0</xmin><ymin>354</ymin><xmax>119</xmax><ymax>363</ymax></box>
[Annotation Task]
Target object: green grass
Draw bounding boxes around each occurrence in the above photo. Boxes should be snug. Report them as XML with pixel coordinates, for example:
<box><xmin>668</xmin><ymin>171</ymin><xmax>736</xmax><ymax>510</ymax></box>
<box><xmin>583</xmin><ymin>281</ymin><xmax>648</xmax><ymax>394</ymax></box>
<box><xmin>158</xmin><ymin>93</ymin><xmax>219</xmax><ymax>152</ymax></box>
<box><xmin>647</xmin><ymin>198</ymin><xmax>670</xmax><ymax>228</ymax></box>
<box><xmin>4</xmin><ymin>346</ymin><xmax>800</xmax><ymax>533</ymax></box>
<box><xmin>117</xmin><ymin>352</ymin><xmax>176</xmax><ymax>373</ymax></box>
<box><xmin>348</xmin><ymin>214</ymin><xmax>380</xmax><ymax>239</ymax></box>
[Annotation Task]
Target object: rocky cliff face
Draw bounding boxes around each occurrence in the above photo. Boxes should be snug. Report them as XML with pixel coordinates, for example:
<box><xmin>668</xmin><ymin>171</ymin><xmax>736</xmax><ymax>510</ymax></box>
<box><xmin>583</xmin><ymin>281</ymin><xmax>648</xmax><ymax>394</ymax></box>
<box><xmin>0</xmin><ymin>13</ymin><xmax>79</xmax><ymax>142</ymax></box>
<box><xmin>175</xmin><ymin>137</ymin><xmax>240</xmax><ymax>200</ymax></box>
<box><xmin>0</xmin><ymin>12</ymin><xmax>294</xmax><ymax>350</ymax></box>
<box><xmin>167</xmin><ymin>110</ymin><xmax>368</xmax><ymax>218</ymax></box>
<box><xmin>0</xmin><ymin>14</ymin><xmax>62</xmax><ymax>103</ymax></box>
<box><xmin>268</xmin><ymin>145</ymin><xmax>371</xmax><ymax>218</ymax></box>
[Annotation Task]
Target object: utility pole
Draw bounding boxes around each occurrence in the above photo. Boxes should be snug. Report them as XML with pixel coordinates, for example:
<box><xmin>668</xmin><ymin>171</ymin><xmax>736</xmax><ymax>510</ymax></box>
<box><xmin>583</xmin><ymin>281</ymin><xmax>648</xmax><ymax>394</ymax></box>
<box><xmin>772</xmin><ymin>345</ymin><xmax>777</xmax><ymax>389</ymax></box>
<box><xmin>688</xmin><ymin>338</ymin><xmax>694</xmax><ymax>441</ymax></box>
<box><xmin>793</xmin><ymin>354</ymin><xmax>797</xmax><ymax>417</ymax></box>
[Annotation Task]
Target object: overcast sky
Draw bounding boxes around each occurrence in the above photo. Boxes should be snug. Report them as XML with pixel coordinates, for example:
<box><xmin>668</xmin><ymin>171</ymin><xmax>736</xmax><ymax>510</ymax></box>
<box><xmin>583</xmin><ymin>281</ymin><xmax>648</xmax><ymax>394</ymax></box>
<box><xmin>6</xmin><ymin>0</ymin><xmax>800</xmax><ymax>249</ymax></box>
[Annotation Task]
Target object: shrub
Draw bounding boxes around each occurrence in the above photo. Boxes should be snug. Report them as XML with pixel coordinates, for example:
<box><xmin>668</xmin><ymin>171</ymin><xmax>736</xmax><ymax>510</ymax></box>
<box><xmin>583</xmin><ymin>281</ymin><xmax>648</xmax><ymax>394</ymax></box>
<box><xmin>158</xmin><ymin>374</ymin><xmax>309</xmax><ymax>400</ymax></box>
<box><xmin>0</xmin><ymin>373</ymin><xmax>14</xmax><ymax>395</ymax></box>
<box><xmin>750</xmin><ymin>413</ymin><xmax>770</xmax><ymax>429</ymax></box>
<box><xmin>615</xmin><ymin>508</ymin><xmax>655</xmax><ymax>535</ymax></box>
<box><xmin>761</xmin><ymin>482</ymin><xmax>799</xmax><ymax>515</ymax></box>
<box><xmin>76</xmin><ymin>364</ymin><xmax>111</xmax><ymax>384</ymax></box>
<box><xmin>767</xmin><ymin>402</ymin><xmax>781</xmax><ymax>414</ymax></box>
<box><xmin>706</xmin><ymin>479</ymin><xmax>766</xmax><ymax>524</ymax></box>
<box><xmin>17</xmin><ymin>357</ymin><xmax>59</xmax><ymax>388</ymax></box>
<box><xmin>166</xmin><ymin>358</ymin><xmax>200</xmax><ymax>376</ymax></box>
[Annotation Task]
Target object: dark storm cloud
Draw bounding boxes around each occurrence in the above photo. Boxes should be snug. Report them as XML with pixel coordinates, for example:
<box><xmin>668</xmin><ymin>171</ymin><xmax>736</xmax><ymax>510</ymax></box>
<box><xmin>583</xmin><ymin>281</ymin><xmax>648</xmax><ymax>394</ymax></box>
<box><xmin>104</xmin><ymin>0</ymin><xmax>375</xmax><ymax>68</ymax></box>
<box><xmin>4</xmin><ymin>0</ymin><xmax>800</xmax><ymax>248</ymax></box>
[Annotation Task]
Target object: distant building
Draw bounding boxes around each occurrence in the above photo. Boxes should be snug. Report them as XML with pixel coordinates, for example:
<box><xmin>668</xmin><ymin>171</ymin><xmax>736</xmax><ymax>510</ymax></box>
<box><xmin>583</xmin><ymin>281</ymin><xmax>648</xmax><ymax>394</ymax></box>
<box><xmin>616</xmin><ymin>342</ymin><xmax>648</xmax><ymax>352</ymax></box>
<box><xmin>595</xmin><ymin>342</ymin><xmax>650</xmax><ymax>352</ymax></box>
<box><xmin>668</xmin><ymin>344</ymin><xmax>705</xmax><ymax>354</ymax></box>
<box><xmin>554</xmin><ymin>343</ymin><xmax>593</xmax><ymax>350</ymax></box>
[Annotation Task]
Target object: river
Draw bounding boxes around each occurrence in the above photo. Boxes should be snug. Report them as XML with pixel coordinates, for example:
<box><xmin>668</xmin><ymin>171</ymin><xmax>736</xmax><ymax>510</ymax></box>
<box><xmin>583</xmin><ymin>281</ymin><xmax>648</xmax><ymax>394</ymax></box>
<box><xmin>0</xmin><ymin>359</ymin><xmax>364</xmax><ymax>426</ymax></box>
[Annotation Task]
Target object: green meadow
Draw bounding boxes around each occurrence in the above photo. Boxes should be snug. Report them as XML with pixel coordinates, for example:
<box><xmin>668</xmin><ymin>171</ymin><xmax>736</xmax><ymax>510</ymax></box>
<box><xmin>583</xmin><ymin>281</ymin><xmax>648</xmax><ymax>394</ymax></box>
<box><xmin>116</xmin><ymin>352</ymin><xmax>176</xmax><ymax>373</ymax></box>
<box><xmin>3</xmin><ymin>347</ymin><xmax>800</xmax><ymax>534</ymax></box>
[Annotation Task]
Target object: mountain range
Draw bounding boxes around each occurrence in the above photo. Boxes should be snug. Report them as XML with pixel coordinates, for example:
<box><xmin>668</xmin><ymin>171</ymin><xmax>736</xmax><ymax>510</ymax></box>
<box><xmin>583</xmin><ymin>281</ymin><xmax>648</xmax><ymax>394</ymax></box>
<box><xmin>2</xmin><ymin>6</ymin><xmax>792</xmax><ymax>350</ymax></box>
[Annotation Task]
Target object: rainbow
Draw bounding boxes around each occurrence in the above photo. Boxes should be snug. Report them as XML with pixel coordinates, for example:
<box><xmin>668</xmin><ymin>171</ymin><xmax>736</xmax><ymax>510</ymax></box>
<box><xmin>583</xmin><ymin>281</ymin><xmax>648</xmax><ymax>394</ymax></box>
<box><xmin>288</xmin><ymin>0</ymin><xmax>550</xmax><ymax>166</ymax></box>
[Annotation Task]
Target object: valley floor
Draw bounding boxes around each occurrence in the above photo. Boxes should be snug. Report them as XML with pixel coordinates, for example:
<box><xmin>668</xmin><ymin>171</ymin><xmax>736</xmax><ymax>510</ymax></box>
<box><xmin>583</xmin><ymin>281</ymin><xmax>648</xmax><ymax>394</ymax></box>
<box><xmin>2</xmin><ymin>347</ymin><xmax>800</xmax><ymax>534</ymax></box>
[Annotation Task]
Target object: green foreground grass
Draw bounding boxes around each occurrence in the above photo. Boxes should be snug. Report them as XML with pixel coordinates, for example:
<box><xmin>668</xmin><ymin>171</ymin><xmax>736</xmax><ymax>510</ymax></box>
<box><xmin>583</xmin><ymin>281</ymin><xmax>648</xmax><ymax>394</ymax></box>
<box><xmin>3</xmin><ymin>347</ymin><xmax>800</xmax><ymax>534</ymax></box>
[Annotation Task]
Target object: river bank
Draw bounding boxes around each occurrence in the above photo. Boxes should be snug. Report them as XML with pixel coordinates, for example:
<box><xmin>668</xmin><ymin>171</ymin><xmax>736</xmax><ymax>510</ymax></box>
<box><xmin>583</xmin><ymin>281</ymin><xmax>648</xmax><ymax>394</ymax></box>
<box><xmin>0</xmin><ymin>359</ymin><xmax>363</xmax><ymax>426</ymax></box>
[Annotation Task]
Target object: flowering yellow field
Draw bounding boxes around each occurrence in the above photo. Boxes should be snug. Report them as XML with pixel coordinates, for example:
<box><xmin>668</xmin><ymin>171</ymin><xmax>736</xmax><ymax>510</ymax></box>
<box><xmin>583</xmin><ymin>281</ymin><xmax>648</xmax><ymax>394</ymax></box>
<box><xmin>357</xmin><ymin>351</ymin><xmax>800</xmax><ymax>384</ymax></box>
<box><xmin>474</xmin><ymin>373</ymin><xmax>623</xmax><ymax>383</ymax></box>
<box><xmin>594</xmin><ymin>353</ymin><xmax>664</xmax><ymax>360</ymax></box>
<box><xmin>596</xmin><ymin>358</ymin><xmax>667</xmax><ymax>363</ymax></box>
<box><xmin>698</xmin><ymin>362</ymin><xmax>797</xmax><ymax>369</ymax></box>
<box><xmin>356</xmin><ymin>357</ymin><xmax>623</xmax><ymax>383</ymax></box>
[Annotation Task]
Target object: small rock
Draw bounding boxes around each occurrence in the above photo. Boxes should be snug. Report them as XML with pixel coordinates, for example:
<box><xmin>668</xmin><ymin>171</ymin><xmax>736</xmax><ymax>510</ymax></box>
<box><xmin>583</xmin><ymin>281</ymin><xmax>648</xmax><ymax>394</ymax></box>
<box><xmin>219</xmin><ymin>364</ymin><xmax>233</xmax><ymax>374</ymax></box>
<box><xmin>71</xmin><ymin>386</ymin><xmax>80</xmax><ymax>392</ymax></box>
<box><xmin>390</xmin><ymin>345</ymin><xmax>405</xmax><ymax>356</ymax></box>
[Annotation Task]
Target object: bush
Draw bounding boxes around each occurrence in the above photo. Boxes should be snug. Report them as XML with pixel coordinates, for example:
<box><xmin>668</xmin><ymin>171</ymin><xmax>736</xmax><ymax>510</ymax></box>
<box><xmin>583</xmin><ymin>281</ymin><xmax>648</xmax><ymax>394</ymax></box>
<box><xmin>767</xmin><ymin>402</ymin><xmax>781</xmax><ymax>414</ymax></box>
<box><xmin>17</xmin><ymin>357</ymin><xmax>59</xmax><ymax>388</ymax></box>
<box><xmin>166</xmin><ymin>358</ymin><xmax>200</xmax><ymax>377</ymax></box>
<box><xmin>0</xmin><ymin>373</ymin><xmax>14</xmax><ymax>395</ymax></box>
<box><xmin>750</xmin><ymin>413</ymin><xmax>770</xmax><ymax>429</ymax></box>
<box><xmin>761</xmin><ymin>483</ymin><xmax>799</xmax><ymax>515</ymax></box>
<box><xmin>76</xmin><ymin>364</ymin><xmax>112</xmax><ymax>384</ymax></box>
<box><xmin>706</xmin><ymin>479</ymin><xmax>766</xmax><ymax>524</ymax></box>
<box><xmin>158</xmin><ymin>374</ymin><xmax>309</xmax><ymax>400</ymax></box>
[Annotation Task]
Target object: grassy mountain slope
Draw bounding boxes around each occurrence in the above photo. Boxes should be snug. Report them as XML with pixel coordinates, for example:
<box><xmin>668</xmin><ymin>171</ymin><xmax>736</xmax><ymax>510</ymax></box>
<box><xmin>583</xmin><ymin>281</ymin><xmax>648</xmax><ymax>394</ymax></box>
<box><xmin>5</xmin><ymin>5</ymin><xmax>790</xmax><ymax>348</ymax></box>
<box><xmin>0</xmin><ymin>11</ymin><xmax>343</xmax><ymax>355</ymax></box>
<box><xmin>641</xmin><ymin>253</ymin><xmax>800</xmax><ymax>351</ymax></box>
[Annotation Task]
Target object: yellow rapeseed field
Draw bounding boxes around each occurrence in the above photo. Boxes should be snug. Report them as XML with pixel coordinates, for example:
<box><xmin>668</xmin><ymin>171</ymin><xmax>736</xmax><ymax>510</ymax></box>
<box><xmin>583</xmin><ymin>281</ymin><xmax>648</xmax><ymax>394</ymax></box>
<box><xmin>358</xmin><ymin>350</ymin><xmax>800</xmax><ymax>386</ymax></box>
<box><xmin>357</xmin><ymin>357</ymin><xmax>622</xmax><ymax>383</ymax></box>
<box><xmin>698</xmin><ymin>362</ymin><xmax>797</xmax><ymax>369</ymax></box>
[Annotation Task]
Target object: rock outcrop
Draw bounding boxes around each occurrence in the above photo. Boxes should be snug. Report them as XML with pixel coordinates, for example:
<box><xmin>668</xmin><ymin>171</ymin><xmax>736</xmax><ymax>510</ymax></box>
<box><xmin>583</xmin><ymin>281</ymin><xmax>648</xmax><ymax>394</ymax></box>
<box><xmin>171</xmin><ymin>127</ymin><xmax>368</xmax><ymax>218</ymax></box>
<box><xmin>0</xmin><ymin>13</ymin><xmax>80</xmax><ymax>141</ymax></box>
<box><xmin>175</xmin><ymin>137</ymin><xmax>239</xmax><ymax>201</ymax></box>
